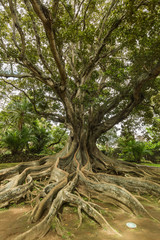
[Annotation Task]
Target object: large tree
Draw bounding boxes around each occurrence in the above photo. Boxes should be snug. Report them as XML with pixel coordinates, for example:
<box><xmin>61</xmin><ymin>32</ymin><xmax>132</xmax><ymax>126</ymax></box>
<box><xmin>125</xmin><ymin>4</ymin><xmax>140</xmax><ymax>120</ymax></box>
<box><xmin>0</xmin><ymin>0</ymin><xmax>160</xmax><ymax>239</ymax></box>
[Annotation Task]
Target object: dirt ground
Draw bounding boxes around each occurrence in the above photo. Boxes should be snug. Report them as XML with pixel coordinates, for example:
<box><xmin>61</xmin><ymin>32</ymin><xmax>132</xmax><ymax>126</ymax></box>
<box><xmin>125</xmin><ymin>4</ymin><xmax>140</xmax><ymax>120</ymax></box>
<box><xmin>0</xmin><ymin>197</ymin><xmax>160</xmax><ymax>240</ymax></box>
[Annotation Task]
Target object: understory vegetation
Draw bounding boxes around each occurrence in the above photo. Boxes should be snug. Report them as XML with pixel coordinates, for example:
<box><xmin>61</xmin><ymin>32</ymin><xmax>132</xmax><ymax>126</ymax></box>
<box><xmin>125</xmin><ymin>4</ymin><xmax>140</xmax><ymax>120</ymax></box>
<box><xmin>0</xmin><ymin>98</ymin><xmax>68</xmax><ymax>156</ymax></box>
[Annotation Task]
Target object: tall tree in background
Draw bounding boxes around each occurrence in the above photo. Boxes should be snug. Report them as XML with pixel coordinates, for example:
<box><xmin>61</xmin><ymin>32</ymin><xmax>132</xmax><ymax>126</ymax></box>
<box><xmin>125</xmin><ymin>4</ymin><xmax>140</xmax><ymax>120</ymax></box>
<box><xmin>0</xmin><ymin>0</ymin><xmax>160</xmax><ymax>239</ymax></box>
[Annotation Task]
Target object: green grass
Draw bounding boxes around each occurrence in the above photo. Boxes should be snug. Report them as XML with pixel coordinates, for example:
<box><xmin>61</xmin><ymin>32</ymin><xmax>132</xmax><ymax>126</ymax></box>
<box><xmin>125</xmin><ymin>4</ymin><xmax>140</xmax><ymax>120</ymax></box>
<box><xmin>0</xmin><ymin>208</ymin><xmax>7</xmax><ymax>212</ymax></box>
<box><xmin>138</xmin><ymin>163</ymin><xmax>160</xmax><ymax>167</ymax></box>
<box><xmin>0</xmin><ymin>161</ymin><xmax>159</xmax><ymax>171</ymax></box>
<box><xmin>124</xmin><ymin>160</ymin><xmax>160</xmax><ymax>167</ymax></box>
<box><xmin>0</xmin><ymin>162</ymin><xmax>19</xmax><ymax>170</ymax></box>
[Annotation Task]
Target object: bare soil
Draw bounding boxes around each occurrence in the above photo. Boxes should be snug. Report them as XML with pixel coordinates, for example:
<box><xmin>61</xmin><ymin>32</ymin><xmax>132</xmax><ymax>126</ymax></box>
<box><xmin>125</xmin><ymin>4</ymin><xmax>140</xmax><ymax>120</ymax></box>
<box><xmin>0</xmin><ymin>197</ymin><xmax>160</xmax><ymax>240</ymax></box>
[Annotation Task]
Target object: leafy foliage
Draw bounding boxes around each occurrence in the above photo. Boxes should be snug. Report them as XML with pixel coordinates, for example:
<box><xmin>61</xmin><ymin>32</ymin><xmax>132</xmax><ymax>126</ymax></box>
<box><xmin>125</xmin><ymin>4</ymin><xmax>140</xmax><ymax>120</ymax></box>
<box><xmin>48</xmin><ymin>125</ymin><xmax>68</xmax><ymax>153</ymax></box>
<box><xmin>1</xmin><ymin>127</ymin><xmax>31</xmax><ymax>155</ymax></box>
<box><xmin>117</xmin><ymin>136</ymin><xmax>154</xmax><ymax>163</ymax></box>
<box><xmin>29</xmin><ymin>119</ymin><xmax>51</xmax><ymax>154</ymax></box>
<box><xmin>0</xmin><ymin>97</ymin><xmax>68</xmax><ymax>155</ymax></box>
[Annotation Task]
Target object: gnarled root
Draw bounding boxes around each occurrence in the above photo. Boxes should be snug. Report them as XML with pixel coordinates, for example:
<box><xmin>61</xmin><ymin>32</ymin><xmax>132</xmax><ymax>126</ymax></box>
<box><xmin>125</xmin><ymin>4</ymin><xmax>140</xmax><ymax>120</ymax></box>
<box><xmin>65</xmin><ymin>192</ymin><xmax>121</xmax><ymax>236</ymax></box>
<box><xmin>0</xmin><ymin>146</ymin><xmax>160</xmax><ymax>239</ymax></box>
<box><xmin>78</xmin><ymin>171</ymin><xmax>151</xmax><ymax>217</ymax></box>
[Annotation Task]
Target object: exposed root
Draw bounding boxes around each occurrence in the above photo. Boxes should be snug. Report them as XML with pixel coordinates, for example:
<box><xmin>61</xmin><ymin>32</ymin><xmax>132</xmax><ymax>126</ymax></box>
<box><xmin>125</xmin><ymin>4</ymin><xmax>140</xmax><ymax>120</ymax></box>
<box><xmin>86</xmin><ymin>172</ymin><xmax>160</xmax><ymax>197</ymax></box>
<box><xmin>91</xmin><ymin>146</ymin><xmax>160</xmax><ymax>178</ymax></box>
<box><xmin>65</xmin><ymin>192</ymin><xmax>121</xmax><ymax>236</ymax></box>
<box><xmin>77</xmin><ymin>206</ymin><xmax>83</xmax><ymax>228</ymax></box>
<box><xmin>78</xmin><ymin>172</ymin><xmax>151</xmax><ymax>218</ymax></box>
<box><xmin>30</xmin><ymin>178</ymin><xmax>67</xmax><ymax>223</ymax></box>
<box><xmin>0</xmin><ymin>145</ymin><xmax>160</xmax><ymax>239</ymax></box>
<box><xmin>0</xmin><ymin>175</ymin><xmax>33</xmax><ymax>208</ymax></box>
<box><xmin>0</xmin><ymin>157</ymin><xmax>51</xmax><ymax>181</ymax></box>
<box><xmin>134</xmin><ymin>195</ymin><xmax>152</xmax><ymax>203</ymax></box>
<box><xmin>54</xmin><ymin>216</ymin><xmax>74</xmax><ymax>239</ymax></box>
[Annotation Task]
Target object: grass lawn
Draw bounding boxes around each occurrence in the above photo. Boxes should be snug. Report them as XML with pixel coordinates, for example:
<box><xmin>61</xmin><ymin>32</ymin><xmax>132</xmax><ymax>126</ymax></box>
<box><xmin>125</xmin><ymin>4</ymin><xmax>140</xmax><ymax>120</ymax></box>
<box><xmin>0</xmin><ymin>161</ymin><xmax>160</xmax><ymax>171</ymax></box>
<box><xmin>0</xmin><ymin>163</ymin><xmax>19</xmax><ymax>170</ymax></box>
<box><xmin>139</xmin><ymin>163</ymin><xmax>160</xmax><ymax>167</ymax></box>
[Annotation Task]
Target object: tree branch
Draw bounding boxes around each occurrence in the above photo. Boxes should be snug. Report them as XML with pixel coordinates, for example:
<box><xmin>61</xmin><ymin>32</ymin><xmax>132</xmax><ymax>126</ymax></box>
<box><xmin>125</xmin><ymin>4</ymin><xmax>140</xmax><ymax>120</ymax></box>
<box><xmin>14</xmin><ymin>58</ymin><xmax>55</xmax><ymax>88</ymax></box>
<box><xmin>75</xmin><ymin>0</ymin><xmax>86</xmax><ymax>19</ymax></box>
<box><xmin>24</xmin><ymin>0</ymin><xmax>55</xmax><ymax>77</ymax></box>
<box><xmin>92</xmin><ymin>61</ymin><xmax>160</xmax><ymax>139</ymax></box>
<box><xmin>47</xmin><ymin>129</ymin><xmax>67</xmax><ymax>148</ymax></box>
<box><xmin>9</xmin><ymin>0</ymin><xmax>26</xmax><ymax>59</ymax></box>
<box><xmin>98</xmin><ymin>0</ymin><xmax>119</xmax><ymax>41</ymax></box>
<box><xmin>52</xmin><ymin>0</ymin><xmax>60</xmax><ymax>19</ymax></box>
<box><xmin>81</xmin><ymin>0</ymin><xmax>148</xmax><ymax>83</ymax></box>
<box><xmin>29</xmin><ymin>0</ymin><xmax>67</xmax><ymax>88</ymax></box>
<box><xmin>0</xmin><ymin>38</ymin><xmax>8</xmax><ymax>58</ymax></box>
<box><xmin>81</xmin><ymin>15</ymin><xmax>124</xmax><ymax>82</ymax></box>
<box><xmin>0</xmin><ymin>73</ymin><xmax>32</xmax><ymax>78</ymax></box>
<box><xmin>60</xmin><ymin>0</ymin><xmax>73</xmax><ymax>20</ymax></box>
<box><xmin>82</xmin><ymin>0</ymin><xmax>92</xmax><ymax>30</ymax></box>
<box><xmin>1</xmin><ymin>79</ymin><xmax>65</xmax><ymax>123</ymax></box>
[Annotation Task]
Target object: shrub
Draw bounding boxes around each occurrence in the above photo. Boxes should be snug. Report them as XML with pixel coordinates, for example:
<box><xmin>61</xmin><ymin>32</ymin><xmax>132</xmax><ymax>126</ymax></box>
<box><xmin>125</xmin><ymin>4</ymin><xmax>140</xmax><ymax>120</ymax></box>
<box><xmin>2</xmin><ymin>127</ymin><xmax>31</xmax><ymax>155</ymax></box>
<box><xmin>118</xmin><ymin>137</ymin><xmax>154</xmax><ymax>163</ymax></box>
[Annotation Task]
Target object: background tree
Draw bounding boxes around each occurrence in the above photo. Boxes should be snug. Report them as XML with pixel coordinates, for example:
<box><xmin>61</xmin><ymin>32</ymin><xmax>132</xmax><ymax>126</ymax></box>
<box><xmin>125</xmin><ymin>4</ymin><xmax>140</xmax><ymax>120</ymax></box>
<box><xmin>0</xmin><ymin>1</ymin><xmax>160</xmax><ymax>239</ymax></box>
